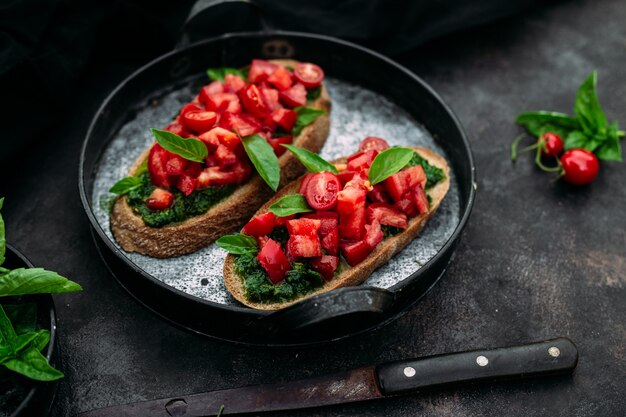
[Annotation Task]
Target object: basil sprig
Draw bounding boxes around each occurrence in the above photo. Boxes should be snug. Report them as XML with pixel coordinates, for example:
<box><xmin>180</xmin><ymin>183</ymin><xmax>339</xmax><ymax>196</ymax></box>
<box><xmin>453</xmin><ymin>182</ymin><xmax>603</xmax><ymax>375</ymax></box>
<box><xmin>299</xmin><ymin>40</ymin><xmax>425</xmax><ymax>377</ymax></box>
<box><xmin>0</xmin><ymin>268</ymin><xmax>82</xmax><ymax>297</ymax></box>
<box><xmin>368</xmin><ymin>147</ymin><xmax>416</xmax><ymax>185</ymax></box>
<box><xmin>241</xmin><ymin>134</ymin><xmax>281</xmax><ymax>191</ymax></box>
<box><xmin>151</xmin><ymin>128</ymin><xmax>208</xmax><ymax>163</ymax></box>
<box><xmin>109</xmin><ymin>176</ymin><xmax>143</xmax><ymax>195</ymax></box>
<box><xmin>269</xmin><ymin>194</ymin><xmax>313</xmax><ymax>217</ymax></box>
<box><xmin>206</xmin><ymin>67</ymin><xmax>246</xmax><ymax>82</ymax></box>
<box><xmin>516</xmin><ymin>71</ymin><xmax>624</xmax><ymax>161</ymax></box>
<box><xmin>216</xmin><ymin>233</ymin><xmax>259</xmax><ymax>255</ymax></box>
<box><xmin>281</xmin><ymin>144</ymin><xmax>338</xmax><ymax>174</ymax></box>
<box><xmin>293</xmin><ymin>107</ymin><xmax>326</xmax><ymax>136</ymax></box>
<box><xmin>0</xmin><ymin>198</ymin><xmax>4</xmax><ymax>266</ymax></box>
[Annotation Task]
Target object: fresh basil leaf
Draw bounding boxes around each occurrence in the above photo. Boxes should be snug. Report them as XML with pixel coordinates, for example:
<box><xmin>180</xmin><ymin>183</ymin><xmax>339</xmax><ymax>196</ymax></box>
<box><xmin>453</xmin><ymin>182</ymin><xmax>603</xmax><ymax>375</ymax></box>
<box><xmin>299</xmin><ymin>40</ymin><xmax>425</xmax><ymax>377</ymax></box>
<box><xmin>306</xmin><ymin>86</ymin><xmax>321</xmax><ymax>102</ymax></box>
<box><xmin>109</xmin><ymin>176</ymin><xmax>143</xmax><ymax>195</ymax></box>
<box><xmin>369</xmin><ymin>147</ymin><xmax>416</xmax><ymax>185</ymax></box>
<box><xmin>0</xmin><ymin>197</ymin><xmax>4</xmax><ymax>266</ymax></box>
<box><xmin>216</xmin><ymin>234</ymin><xmax>259</xmax><ymax>255</ymax></box>
<box><xmin>269</xmin><ymin>194</ymin><xmax>314</xmax><ymax>217</ymax></box>
<box><xmin>206</xmin><ymin>67</ymin><xmax>246</xmax><ymax>82</ymax></box>
<box><xmin>0</xmin><ymin>304</ymin><xmax>16</xmax><ymax>346</ymax></box>
<box><xmin>563</xmin><ymin>131</ymin><xmax>588</xmax><ymax>150</ymax></box>
<box><xmin>281</xmin><ymin>144</ymin><xmax>338</xmax><ymax>174</ymax></box>
<box><xmin>4</xmin><ymin>345</ymin><xmax>63</xmax><ymax>381</ymax></box>
<box><xmin>293</xmin><ymin>107</ymin><xmax>326</xmax><ymax>136</ymax></box>
<box><xmin>31</xmin><ymin>329</ymin><xmax>50</xmax><ymax>351</ymax></box>
<box><xmin>11</xmin><ymin>331</ymin><xmax>41</xmax><ymax>354</ymax></box>
<box><xmin>241</xmin><ymin>134</ymin><xmax>280</xmax><ymax>191</ymax></box>
<box><xmin>575</xmin><ymin>71</ymin><xmax>607</xmax><ymax>134</ymax></box>
<box><xmin>134</xmin><ymin>157</ymin><xmax>149</xmax><ymax>176</ymax></box>
<box><xmin>0</xmin><ymin>268</ymin><xmax>82</xmax><ymax>297</ymax></box>
<box><xmin>595</xmin><ymin>123</ymin><xmax>622</xmax><ymax>161</ymax></box>
<box><xmin>3</xmin><ymin>303</ymin><xmax>36</xmax><ymax>335</ymax></box>
<box><xmin>151</xmin><ymin>128</ymin><xmax>208</xmax><ymax>163</ymax></box>
<box><xmin>515</xmin><ymin>111</ymin><xmax>580</xmax><ymax>138</ymax></box>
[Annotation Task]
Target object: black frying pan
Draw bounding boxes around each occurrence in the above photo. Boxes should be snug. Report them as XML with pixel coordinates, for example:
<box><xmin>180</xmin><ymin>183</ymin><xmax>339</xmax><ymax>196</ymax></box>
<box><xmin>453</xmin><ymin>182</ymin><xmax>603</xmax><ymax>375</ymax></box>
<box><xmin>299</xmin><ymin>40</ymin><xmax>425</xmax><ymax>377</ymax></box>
<box><xmin>79</xmin><ymin>31</ymin><xmax>475</xmax><ymax>346</ymax></box>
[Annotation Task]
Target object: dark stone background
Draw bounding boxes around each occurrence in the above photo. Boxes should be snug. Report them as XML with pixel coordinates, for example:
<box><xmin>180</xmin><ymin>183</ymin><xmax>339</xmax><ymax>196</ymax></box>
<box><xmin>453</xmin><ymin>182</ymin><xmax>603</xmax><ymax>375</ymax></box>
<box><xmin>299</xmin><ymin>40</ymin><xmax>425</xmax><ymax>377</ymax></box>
<box><xmin>1</xmin><ymin>0</ymin><xmax>624</xmax><ymax>415</ymax></box>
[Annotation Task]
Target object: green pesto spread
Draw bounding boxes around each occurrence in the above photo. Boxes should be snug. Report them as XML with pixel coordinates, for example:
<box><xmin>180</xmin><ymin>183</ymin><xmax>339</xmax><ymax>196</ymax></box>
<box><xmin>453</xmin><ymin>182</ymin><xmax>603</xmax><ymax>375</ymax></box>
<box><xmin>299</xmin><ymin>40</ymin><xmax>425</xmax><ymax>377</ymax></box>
<box><xmin>126</xmin><ymin>172</ymin><xmax>234</xmax><ymax>228</ymax></box>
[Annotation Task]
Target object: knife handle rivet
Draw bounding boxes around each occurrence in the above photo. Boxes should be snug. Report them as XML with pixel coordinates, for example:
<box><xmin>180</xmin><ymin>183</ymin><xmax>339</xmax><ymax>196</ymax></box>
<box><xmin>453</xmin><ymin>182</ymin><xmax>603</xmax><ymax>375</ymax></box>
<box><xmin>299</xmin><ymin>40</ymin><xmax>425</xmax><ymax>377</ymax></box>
<box><xmin>548</xmin><ymin>346</ymin><xmax>561</xmax><ymax>357</ymax></box>
<box><xmin>403</xmin><ymin>366</ymin><xmax>416</xmax><ymax>377</ymax></box>
<box><xmin>476</xmin><ymin>355</ymin><xmax>489</xmax><ymax>366</ymax></box>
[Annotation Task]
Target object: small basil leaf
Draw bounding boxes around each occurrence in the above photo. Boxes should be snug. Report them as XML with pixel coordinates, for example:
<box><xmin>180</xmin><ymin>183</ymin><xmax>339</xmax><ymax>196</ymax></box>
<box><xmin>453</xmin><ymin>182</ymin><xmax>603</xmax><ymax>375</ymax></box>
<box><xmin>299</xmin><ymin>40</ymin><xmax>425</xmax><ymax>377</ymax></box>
<box><xmin>134</xmin><ymin>157</ymin><xmax>149</xmax><ymax>176</ymax></box>
<box><xmin>293</xmin><ymin>107</ymin><xmax>326</xmax><ymax>136</ymax></box>
<box><xmin>206</xmin><ymin>67</ymin><xmax>246</xmax><ymax>82</ymax></box>
<box><xmin>595</xmin><ymin>125</ymin><xmax>622</xmax><ymax>161</ymax></box>
<box><xmin>563</xmin><ymin>131</ymin><xmax>589</xmax><ymax>150</ymax></box>
<box><xmin>306</xmin><ymin>86</ymin><xmax>321</xmax><ymax>103</ymax></box>
<box><xmin>31</xmin><ymin>329</ymin><xmax>51</xmax><ymax>352</ymax></box>
<box><xmin>0</xmin><ymin>304</ymin><xmax>17</xmax><ymax>346</ymax></box>
<box><xmin>216</xmin><ymin>234</ymin><xmax>259</xmax><ymax>255</ymax></box>
<box><xmin>281</xmin><ymin>144</ymin><xmax>338</xmax><ymax>174</ymax></box>
<box><xmin>109</xmin><ymin>177</ymin><xmax>143</xmax><ymax>195</ymax></box>
<box><xmin>269</xmin><ymin>194</ymin><xmax>314</xmax><ymax>217</ymax></box>
<box><xmin>151</xmin><ymin>128</ymin><xmax>208</xmax><ymax>163</ymax></box>
<box><xmin>515</xmin><ymin>111</ymin><xmax>580</xmax><ymax>138</ymax></box>
<box><xmin>574</xmin><ymin>71</ymin><xmax>607</xmax><ymax>134</ymax></box>
<box><xmin>241</xmin><ymin>134</ymin><xmax>280</xmax><ymax>191</ymax></box>
<box><xmin>0</xmin><ymin>197</ymin><xmax>4</xmax><ymax>266</ymax></box>
<box><xmin>0</xmin><ymin>268</ymin><xmax>82</xmax><ymax>297</ymax></box>
<box><xmin>3</xmin><ymin>303</ymin><xmax>37</xmax><ymax>335</ymax></box>
<box><xmin>368</xmin><ymin>147</ymin><xmax>416</xmax><ymax>185</ymax></box>
<box><xmin>4</xmin><ymin>345</ymin><xmax>64</xmax><ymax>381</ymax></box>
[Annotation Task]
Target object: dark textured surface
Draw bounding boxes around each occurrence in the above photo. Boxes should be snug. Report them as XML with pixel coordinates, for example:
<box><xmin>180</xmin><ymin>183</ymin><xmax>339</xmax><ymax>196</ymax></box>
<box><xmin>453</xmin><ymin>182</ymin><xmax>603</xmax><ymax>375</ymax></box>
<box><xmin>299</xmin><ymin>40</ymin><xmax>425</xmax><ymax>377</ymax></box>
<box><xmin>1</xmin><ymin>0</ymin><xmax>625</xmax><ymax>416</ymax></box>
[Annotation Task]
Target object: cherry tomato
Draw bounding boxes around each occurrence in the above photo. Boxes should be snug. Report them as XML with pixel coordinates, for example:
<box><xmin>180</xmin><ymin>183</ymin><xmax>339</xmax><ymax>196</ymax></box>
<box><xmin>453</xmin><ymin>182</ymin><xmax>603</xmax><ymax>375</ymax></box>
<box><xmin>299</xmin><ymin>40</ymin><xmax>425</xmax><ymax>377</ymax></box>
<box><xmin>359</xmin><ymin>136</ymin><xmax>390</xmax><ymax>152</ymax></box>
<box><xmin>560</xmin><ymin>149</ymin><xmax>599</xmax><ymax>185</ymax></box>
<box><xmin>293</xmin><ymin>63</ymin><xmax>324</xmax><ymax>89</ymax></box>
<box><xmin>181</xmin><ymin>111</ymin><xmax>217</xmax><ymax>133</ymax></box>
<box><xmin>540</xmin><ymin>132</ymin><xmax>564</xmax><ymax>157</ymax></box>
<box><xmin>239</xmin><ymin>84</ymin><xmax>270</xmax><ymax>117</ymax></box>
<box><xmin>304</xmin><ymin>172</ymin><xmax>341</xmax><ymax>210</ymax></box>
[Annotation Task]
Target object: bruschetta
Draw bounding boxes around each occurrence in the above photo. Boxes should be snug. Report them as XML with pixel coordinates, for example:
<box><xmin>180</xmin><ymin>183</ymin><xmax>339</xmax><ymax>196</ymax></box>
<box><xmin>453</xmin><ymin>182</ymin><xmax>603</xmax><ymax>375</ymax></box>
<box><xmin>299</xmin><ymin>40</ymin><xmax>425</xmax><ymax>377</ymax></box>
<box><xmin>220</xmin><ymin>137</ymin><xmax>450</xmax><ymax>310</ymax></box>
<box><xmin>109</xmin><ymin>59</ymin><xmax>331</xmax><ymax>258</ymax></box>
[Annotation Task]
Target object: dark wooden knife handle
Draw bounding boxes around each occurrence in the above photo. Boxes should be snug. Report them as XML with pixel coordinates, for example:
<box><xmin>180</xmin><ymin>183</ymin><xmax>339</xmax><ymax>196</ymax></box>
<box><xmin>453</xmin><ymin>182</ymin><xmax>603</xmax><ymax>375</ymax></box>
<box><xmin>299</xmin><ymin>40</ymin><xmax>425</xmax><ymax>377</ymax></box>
<box><xmin>376</xmin><ymin>337</ymin><xmax>578</xmax><ymax>394</ymax></box>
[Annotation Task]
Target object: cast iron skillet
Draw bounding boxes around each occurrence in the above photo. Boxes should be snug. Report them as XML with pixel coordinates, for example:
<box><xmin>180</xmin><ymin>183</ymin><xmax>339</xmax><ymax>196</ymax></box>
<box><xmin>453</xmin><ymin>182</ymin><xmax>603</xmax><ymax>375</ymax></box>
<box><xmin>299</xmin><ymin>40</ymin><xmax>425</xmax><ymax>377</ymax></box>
<box><xmin>79</xmin><ymin>31</ymin><xmax>475</xmax><ymax>346</ymax></box>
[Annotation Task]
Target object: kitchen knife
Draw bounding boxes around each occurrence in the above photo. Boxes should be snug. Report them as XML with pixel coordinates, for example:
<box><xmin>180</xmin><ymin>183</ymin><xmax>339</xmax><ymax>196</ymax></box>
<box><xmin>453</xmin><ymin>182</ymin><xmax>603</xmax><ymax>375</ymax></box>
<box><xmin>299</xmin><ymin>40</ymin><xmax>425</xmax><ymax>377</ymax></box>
<box><xmin>77</xmin><ymin>337</ymin><xmax>577</xmax><ymax>417</ymax></box>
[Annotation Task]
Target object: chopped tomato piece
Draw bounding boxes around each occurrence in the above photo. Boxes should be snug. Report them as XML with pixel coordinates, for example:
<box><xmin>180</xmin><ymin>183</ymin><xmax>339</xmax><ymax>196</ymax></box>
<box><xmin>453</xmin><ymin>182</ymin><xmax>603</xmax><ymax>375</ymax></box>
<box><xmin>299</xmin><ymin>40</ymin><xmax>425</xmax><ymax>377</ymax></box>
<box><xmin>279</xmin><ymin>83</ymin><xmax>307</xmax><ymax>107</ymax></box>
<box><xmin>298</xmin><ymin>173</ymin><xmax>314</xmax><ymax>195</ymax></box>
<box><xmin>179</xmin><ymin>103</ymin><xmax>204</xmax><ymax>119</ymax></box>
<box><xmin>260</xmin><ymin>87</ymin><xmax>282</xmax><ymax>111</ymax></box>
<box><xmin>247</xmin><ymin>59</ymin><xmax>278</xmax><ymax>83</ymax></box>
<box><xmin>181</xmin><ymin>111</ymin><xmax>217</xmax><ymax>133</ymax></box>
<box><xmin>364</xmin><ymin>220</ymin><xmax>384</xmax><ymax>249</ymax></box>
<box><xmin>183</xmin><ymin>162</ymin><xmax>202</xmax><ymax>178</ymax></box>
<box><xmin>257</xmin><ymin>239</ymin><xmax>291</xmax><ymax>283</ymax></box>
<box><xmin>220</xmin><ymin>112</ymin><xmax>261</xmax><ymax>136</ymax></box>
<box><xmin>347</xmin><ymin>150</ymin><xmax>377</xmax><ymax>172</ymax></box>
<box><xmin>412</xmin><ymin>184</ymin><xmax>429</xmax><ymax>215</ymax></box>
<box><xmin>287</xmin><ymin>234</ymin><xmax>322</xmax><ymax>258</ymax></box>
<box><xmin>242</xmin><ymin>212</ymin><xmax>276</xmax><ymax>237</ymax></box>
<box><xmin>146</xmin><ymin>188</ymin><xmax>174</xmax><ymax>210</ymax></box>
<box><xmin>304</xmin><ymin>172</ymin><xmax>341</xmax><ymax>210</ymax></box>
<box><xmin>198</xmin><ymin>127</ymin><xmax>240</xmax><ymax>150</ymax></box>
<box><xmin>367</xmin><ymin>184</ymin><xmax>391</xmax><ymax>204</ymax></box>
<box><xmin>214</xmin><ymin>144</ymin><xmax>238</xmax><ymax>167</ymax></box>
<box><xmin>255</xmin><ymin>235</ymin><xmax>269</xmax><ymax>249</ymax></box>
<box><xmin>176</xmin><ymin>174</ymin><xmax>197</xmax><ymax>196</ymax></box>
<box><xmin>267</xmin><ymin>136</ymin><xmax>292</xmax><ymax>157</ymax></box>
<box><xmin>395</xmin><ymin>192</ymin><xmax>417</xmax><ymax>217</ymax></box>
<box><xmin>293</xmin><ymin>62</ymin><xmax>324</xmax><ymax>89</ymax></box>
<box><xmin>240</xmin><ymin>84</ymin><xmax>270</xmax><ymax>117</ymax></box>
<box><xmin>383</xmin><ymin>165</ymin><xmax>426</xmax><ymax>202</ymax></box>
<box><xmin>198</xmin><ymin>81</ymin><xmax>224</xmax><ymax>104</ymax></box>
<box><xmin>286</xmin><ymin>218</ymin><xmax>321</xmax><ymax>238</ymax></box>
<box><xmin>336</xmin><ymin>187</ymin><xmax>367</xmax><ymax>240</ymax></box>
<box><xmin>148</xmin><ymin>144</ymin><xmax>174</xmax><ymax>188</ymax></box>
<box><xmin>337</xmin><ymin>170</ymin><xmax>358</xmax><ymax>186</ymax></box>
<box><xmin>310</xmin><ymin>256</ymin><xmax>338</xmax><ymax>281</ymax></box>
<box><xmin>274</xmin><ymin>214</ymin><xmax>295</xmax><ymax>227</ymax></box>
<box><xmin>301</xmin><ymin>211</ymin><xmax>339</xmax><ymax>237</ymax></box>
<box><xmin>359</xmin><ymin>136</ymin><xmax>390</xmax><ymax>152</ymax></box>
<box><xmin>321</xmin><ymin>228</ymin><xmax>339</xmax><ymax>256</ymax></box>
<box><xmin>340</xmin><ymin>240</ymin><xmax>371</xmax><ymax>267</ymax></box>
<box><xmin>343</xmin><ymin>172</ymin><xmax>372</xmax><ymax>192</ymax></box>
<box><xmin>366</xmin><ymin>203</ymin><xmax>408</xmax><ymax>229</ymax></box>
<box><xmin>267</xmin><ymin>65</ymin><xmax>293</xmax><ymax>90</ymax></box>
<box><xmin>205</xmin><ymin>92</ymin><xmax>241</xmax><ymax>114</ymax></box>
<box><xmin>224</xmin><ymin>74</ymin><xmax>245</xmax><ymax>92</ymax></box>
<box><xmin>165</xmin><ymin>154</ymin><xmax>187</xmax><ymax>176</ymax></box>
<box><xmin>164</xmin><ymin>122</ymin><xmax>190</xmax><ymax>138</ymax></box>
<box><xmin>271</xmin><ymin>108</ymin><xmax>298</xmax><ymax>132</ymax></box>
<box><xmin>196</xmin><ymin>161</ymin><xmax>251</xmax><ymax>188</ymax></box>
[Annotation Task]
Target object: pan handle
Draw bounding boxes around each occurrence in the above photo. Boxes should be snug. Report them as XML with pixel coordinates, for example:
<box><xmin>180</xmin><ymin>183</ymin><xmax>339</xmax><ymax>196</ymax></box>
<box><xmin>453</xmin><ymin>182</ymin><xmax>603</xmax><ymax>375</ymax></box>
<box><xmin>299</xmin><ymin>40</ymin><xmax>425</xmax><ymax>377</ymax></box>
<box><xmin>178</xmin><ymin>0</ymin><xmax>272</xmax><ymax>48</ymax></box>
<box><xmin>249</xmin><ymin>287</ymin><xmax>396</xmax><ymax>337</ymax></box>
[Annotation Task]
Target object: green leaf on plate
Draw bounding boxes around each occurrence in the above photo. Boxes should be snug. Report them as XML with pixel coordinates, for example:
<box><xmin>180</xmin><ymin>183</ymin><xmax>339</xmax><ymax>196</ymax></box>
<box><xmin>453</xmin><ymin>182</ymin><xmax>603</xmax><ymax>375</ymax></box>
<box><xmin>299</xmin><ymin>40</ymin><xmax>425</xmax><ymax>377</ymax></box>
<box><xmin>216</xmin><ymin>234</ymin><xmax>259</xmax><ymax>255</ymax></box>
<box><xmin>281</xmin><ymin>144</ymin><xmax>338</xmax><ymax>174</ymax></box>
<box><xmin>368</xmin><ymin>147</ymin><xmax>416</xmax><ymax>185</ymax></box>
<box><xmin>4</xmin><ymin>345</ymin><xmax>63</xmax><ymax>381</ymax></box>
<box><xmin>293</xmin><ymin>107</ymin><xmax>326</xmax><ymax>136</ymax></box>
<box><xmin>241</xmin><ymin>134</ymin><xmax>280</xmax><ymax>191</ymax></box>
<box><xmin>0</xmin><ymin>268</ymin><xmax>82</xmax><ymax>297</ymax></box>
<box><xmin>151</xmin><ymin>128</ymin><xmax>208</xmax><ymax>163</ymax></box>
<box><xmin>269</xmin><ymin>194</ymin><xmax>314</xmax><ymax>217</ymax></box>
<box><xmin>206</xmin><ymin>67</ymin><xmax>246</xmax><ymax>82</ymax></box>
<box><xmin>109</xmin><ymin>176</ymin><xmax>143</xmax><ymax>195</ymax></box>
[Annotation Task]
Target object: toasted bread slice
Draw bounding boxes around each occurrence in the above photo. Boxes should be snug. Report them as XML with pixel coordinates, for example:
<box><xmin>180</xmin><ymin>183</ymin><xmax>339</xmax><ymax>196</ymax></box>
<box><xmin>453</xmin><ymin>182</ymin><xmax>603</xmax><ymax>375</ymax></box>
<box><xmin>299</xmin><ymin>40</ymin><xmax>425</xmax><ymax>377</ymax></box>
<box><xmin>111</xmin><ymin>59</ymin><xmax>331</xmax><ymax>258</ymax></box>
<box><xmin>223</xmin><ymin>146</ymin><xmax>450</xmax><ymax>310</ymax></box>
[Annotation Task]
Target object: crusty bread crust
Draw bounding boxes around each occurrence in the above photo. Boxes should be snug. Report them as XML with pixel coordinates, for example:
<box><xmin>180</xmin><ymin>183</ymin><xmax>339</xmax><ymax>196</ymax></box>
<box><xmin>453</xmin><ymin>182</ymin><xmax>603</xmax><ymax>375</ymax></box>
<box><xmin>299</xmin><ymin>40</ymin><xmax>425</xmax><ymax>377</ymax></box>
<box><xmin>223</xmin><ymin>147</ymin><xmax>451</xmax><ymax>310</ymax></box>
<box><xmin>110</xmin><ymin>59</ymin><xmax>331</xmax><ymax>258</ymax></box>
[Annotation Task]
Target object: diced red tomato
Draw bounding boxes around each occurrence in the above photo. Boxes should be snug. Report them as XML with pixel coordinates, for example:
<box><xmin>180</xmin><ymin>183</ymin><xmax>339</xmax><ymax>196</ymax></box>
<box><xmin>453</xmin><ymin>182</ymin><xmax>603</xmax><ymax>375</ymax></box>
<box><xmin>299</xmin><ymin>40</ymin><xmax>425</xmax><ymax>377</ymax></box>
<box><xmin>148</xmin><ymin>144</ymin><xmax>174</xmax><ymax>188</ymax></box>
<box><xmin>255</xmin><ymin>235</ymin><xmax>269</xmax><ymax>249</ymax></box>
<box><xmin>181</xmin><ymin>111</ymin><xmax>217</xmax><ymax>133</ymax></box>
<box><xmin>214</xmin><ymin>144</ymin><xmax>238</xmax><ymax>167</ymax></box>
<box><xmin>274</xmin><ymin>214</ymin><xmax>295</xmax><ymax>227</ymax></box>
<box><xmin>257</xmin><ymin>239</ymin><xmax>291</xmax><ymax>283</ymax></box>
<box><xmin>412</xmin><ymin>184</ymin><xmax>429</xmax><ymax>215</ymax></box>
<box><xmin>239</xmin><ymin>84</ymin><xmax>270</xmax><ymax>117</ymax></box>
<box><xmin>220</xmin><ymin>112</ymin><xmax>261</xmax><ymax>136</ymax></box>
<box><xmin>267</xmin><ymin>136</ymin><xmax>292</xmax><ymax>157</ymax></box>
<box><xmin>267</xmin><ymin>65</ymin><xmax>293</xmax><ymax>90</ymax></box>
<box><xmin>196</xmin><ymin>161</ymin><xmax>251</xmax><ymax>188</ymax></box>
<box><xmin>293</xmin><ymin>62</ymin><xmax>324</xmax><ymax>89</ymax></box>
<box><xmin>271</xmin><ymin>108</ymin><xmax>297</xmax><ymax>132</ymax></box>
<box><xmin>336</xmin><ymin>187</ymin><xmax>367</xmax><ymax>240</ymax></box>
<box><xmin>310</xmin><ymin>255</ymin><xmax>338</xmax><ymax>281</ymax></box>
<box><xmin>298</xmin><ymin>173</ymin><xmax>314</xmax><ymax>195</ymax></box>
<box><xmin>165</xmin><ymin>155</ymin><xmax>187</xmax><ymax>176</ymax></box>
<box><xmin>179</xmin><ymin>103</ymin><xmax>204</xmax><ymax>119</ymax></box>
<box><xmin>321</xmin><ymin>228</ymin><xmax>339</xmax><ymax>256</ymax></box>
<box><xmin>343</xmin><ymin>172</ymin><xmax>372</xmax><ymax>192</ymax></box>
<box><xmin>301</xmin><ymin>211</ymin><xmax>338</xmax><ymax>237</ymax></box>
<box><xmin>287</xmin><ymin>234</ymin><xmax>322</xmax><ymax>258</ymax></box>
<box><xmin>395</xmin><ymin>192</ymin><xmax>417</xmax><ymax>217</ymax></box>
<box><xmin>164</xmin><ymin>122</ymin><xmax>190</xmax><ymax>138</ymax></box>
<box><xmin>383</xmin><ymin>165</ymin><xmax>426</xmax><ymax>202</ymax></box>
<box><xmin>184</xmin><ymin>162</ymin><xmax>202</xmax><ymax>178</ymax></box>
<box><xmin>367</xmin><ymin>184</ymin><xmax>391</xmax><ymax>204</ymax></box>
<box><xmin>279</xmin><ymin>83</ymin><xmax>307</xmax><ymax>107</ymax></box>
<box><xmin>347</xmin><ymin>150</ymin><xmax>377</xmax><ymax>172</ymax></box>
<box><xmin>242</xmin><ymin>212</ymin><xmax>276</xmax><ymax>237</ymax></box>
<box><xmin>366</xmin><ymin>203</ymin><xmax>408</xmax><ymax>229</ymax></box>
<box><xmin>303</xmin><ymin>172</ymin><xmax>341</xmax><ymax>210</ymax></box>
<box><xmin>198</xmin><ymin>127</ymin><xmax>240</xmax><ymax>150</ymax></box>
<box><xmin>176</xmin><ymin>174</ymin><xmax>197</xmax><ymax>196</ymax></box>
<box><xmin>205</xmin><ymin>93</ymin><xmax>241</xmax><ymax>114</ymax></box>
<box><xmin>260</xmin><ymin>87</ymin><xmax>282</xmax><ymax>111</ymax></box>
<box><xmin>224</xmin><ymin>74</ymin><xmax>245</xmax><ymax>92</ymax></box>
<box><xmin>146</xmin><ymin>188</ymin><xmax>174</xmax><ymax>210</ymax></box>
<box><xmin>359</xmin><ymin>136</ymin><xmax>390</xmax><ymax>152</ymax></box>
<box><xmin>337</xmin><ymin>170</ymin><xmax>357</xmax><ymax>186</ymax></box>
<box><xmin>364</xmin><ymin>220</ymin><xmax>384</xmax><ymax>249</ymax></box>
<box><xmin>198</xmin><ymin>81</ymin><xmax>224</xmax><ymax>104</ymax></box>
<box><xmin>286</xmin><ymin>218</ymin><xmax>321</xmax><ymax>238</ymax></box>
<box><xmin>340</xmin><ymin>240</ymin><xmax>371</xmax><ymax>267</ymax></box>
<box><xmin>247</xmin><ymin>59</ymin><xmax>278</xmax><ymax>83</ymax></box>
